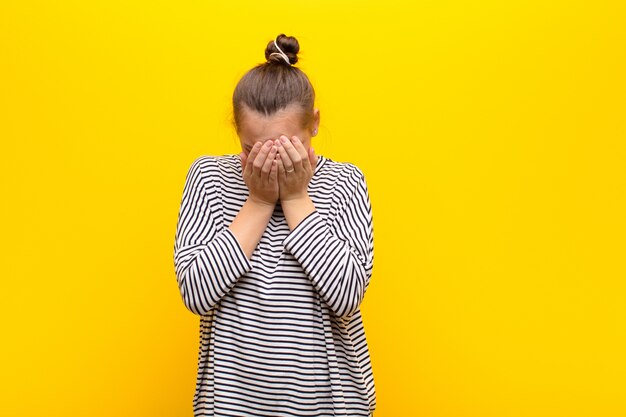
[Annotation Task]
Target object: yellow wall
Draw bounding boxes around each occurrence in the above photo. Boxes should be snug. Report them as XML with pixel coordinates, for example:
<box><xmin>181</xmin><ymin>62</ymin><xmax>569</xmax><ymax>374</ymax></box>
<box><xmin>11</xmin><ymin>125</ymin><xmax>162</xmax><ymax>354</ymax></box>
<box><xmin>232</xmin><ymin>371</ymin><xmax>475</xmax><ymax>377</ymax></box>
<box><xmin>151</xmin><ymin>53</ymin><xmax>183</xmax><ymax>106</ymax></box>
<box><xmin>2</xmin><ymin>1</ymin><xmax>625</xmax><ymax>416</ymax></box>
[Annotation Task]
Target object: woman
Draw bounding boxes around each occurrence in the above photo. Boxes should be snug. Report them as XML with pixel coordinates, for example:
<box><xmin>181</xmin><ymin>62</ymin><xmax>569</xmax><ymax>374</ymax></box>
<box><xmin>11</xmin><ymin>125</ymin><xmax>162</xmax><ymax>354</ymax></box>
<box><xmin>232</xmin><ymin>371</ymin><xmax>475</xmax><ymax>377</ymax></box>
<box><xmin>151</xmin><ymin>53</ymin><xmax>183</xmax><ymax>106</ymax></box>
<box><xmin>173</xmin><ymin>33</ymin><xmax>376</xmax><ymax>417</ymax></box>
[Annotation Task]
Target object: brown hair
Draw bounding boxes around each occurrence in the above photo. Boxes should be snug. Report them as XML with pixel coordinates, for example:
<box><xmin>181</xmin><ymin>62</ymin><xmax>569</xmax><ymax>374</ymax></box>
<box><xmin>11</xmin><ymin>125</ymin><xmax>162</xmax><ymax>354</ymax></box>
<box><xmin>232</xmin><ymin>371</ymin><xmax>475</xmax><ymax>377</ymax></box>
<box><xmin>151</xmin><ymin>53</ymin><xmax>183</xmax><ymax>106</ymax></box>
<box><xmin>232</xmin><ymin>34</ymin><xmax>316</xmax><ymax>133</ymax></box>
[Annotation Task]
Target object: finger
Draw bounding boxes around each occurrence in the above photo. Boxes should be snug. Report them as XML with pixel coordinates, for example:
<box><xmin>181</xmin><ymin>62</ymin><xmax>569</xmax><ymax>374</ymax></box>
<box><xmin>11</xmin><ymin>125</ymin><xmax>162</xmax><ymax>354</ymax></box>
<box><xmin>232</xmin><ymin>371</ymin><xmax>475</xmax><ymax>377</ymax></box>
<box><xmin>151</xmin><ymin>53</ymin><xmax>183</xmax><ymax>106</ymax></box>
<box><xmin>278</xmin><ymin>135</ymin><xmax>303</xmax><ymax>170</ymax></box>
<box><xmin>275</xmin><ymin>138</ymin><xmax>295</xmax><ymax>172</ymax></box>
<box><xmin>245</xmin><ymin>142</ymin><xmax>263</xmax><ymax>176</ymax></box>
<box><xmin>290</xmin><ymin>136</ymin><xmax>309</xmax><ymax>166</ymax></box>
<box><xmin>308</xmin><ymin>147</ymin><xmax>317</xmax><ymax>171</ymax></box>
<box><xmin>276</xmin><ymin>153</ymin><xmax>286</xmax><ymax>180</ymax></box>
<box><xmin>253</xmin><ymin>140</ymin><xmax>274</xmax><ymax>176</ymax></box>
<box><xmin>239</xmin><ymin>151</ymin><xmax>247</xmax><ymax>168</ymax></box>
<box><xmin>261</xmin><ymin>144</ymin><xmax>277</xmax><ymax>181</ymax></box>
<box><xmin>269</xmin><ymin>158</ymin><xmax>278</xmax><ymax>184</ymax></box>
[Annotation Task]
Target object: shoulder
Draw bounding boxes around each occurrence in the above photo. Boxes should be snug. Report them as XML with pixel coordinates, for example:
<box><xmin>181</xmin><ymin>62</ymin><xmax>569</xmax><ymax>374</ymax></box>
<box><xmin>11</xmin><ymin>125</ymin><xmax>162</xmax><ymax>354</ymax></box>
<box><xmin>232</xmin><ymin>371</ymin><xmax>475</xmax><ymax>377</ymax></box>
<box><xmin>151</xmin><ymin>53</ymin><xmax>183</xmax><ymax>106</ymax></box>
<box><xmin>318</xmin><ymin>155</ymin><xmax>367</xmax><ymax>189</ymax></box>
<box><xmin>185</xmin><ymin>154</ymin><xmax>241</xmax><ymax>184</ymax></box>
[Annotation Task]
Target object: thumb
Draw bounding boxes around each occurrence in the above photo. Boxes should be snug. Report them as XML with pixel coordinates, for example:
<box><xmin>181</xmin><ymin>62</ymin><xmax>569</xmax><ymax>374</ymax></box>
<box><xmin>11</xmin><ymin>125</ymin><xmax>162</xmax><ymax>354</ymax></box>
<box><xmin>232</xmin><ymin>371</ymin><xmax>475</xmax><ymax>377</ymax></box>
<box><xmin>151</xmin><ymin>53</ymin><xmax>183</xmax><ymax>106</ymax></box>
<box><xmin>239</xmin><ymin>152</ymin><xmax>247</xmax><ymax>172</ymax></box>
<box><xmin>309</xmin><ymin>147</ymin><xmax>318</xmax><ymax>170</ymax></box>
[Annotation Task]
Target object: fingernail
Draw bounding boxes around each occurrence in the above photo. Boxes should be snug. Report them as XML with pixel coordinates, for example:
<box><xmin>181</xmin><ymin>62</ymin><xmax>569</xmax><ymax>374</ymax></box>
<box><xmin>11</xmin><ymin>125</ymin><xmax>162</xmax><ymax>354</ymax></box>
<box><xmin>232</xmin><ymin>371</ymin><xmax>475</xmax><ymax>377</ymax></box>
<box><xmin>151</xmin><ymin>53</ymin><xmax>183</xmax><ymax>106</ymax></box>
<box><xmin>280</xmin><ymin>136</ymin><xmax>288</xmax><ymax>143</ymax></box>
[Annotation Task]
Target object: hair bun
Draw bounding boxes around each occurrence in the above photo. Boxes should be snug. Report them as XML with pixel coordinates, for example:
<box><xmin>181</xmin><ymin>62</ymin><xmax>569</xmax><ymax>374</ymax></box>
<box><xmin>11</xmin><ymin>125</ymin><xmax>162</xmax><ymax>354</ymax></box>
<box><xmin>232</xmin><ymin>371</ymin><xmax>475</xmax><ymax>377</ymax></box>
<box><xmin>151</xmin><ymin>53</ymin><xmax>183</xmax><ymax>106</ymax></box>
<box><xmin>265</xmin><ymin>33</ymin><xmax>299</xmax><ymax>65</ymax></box>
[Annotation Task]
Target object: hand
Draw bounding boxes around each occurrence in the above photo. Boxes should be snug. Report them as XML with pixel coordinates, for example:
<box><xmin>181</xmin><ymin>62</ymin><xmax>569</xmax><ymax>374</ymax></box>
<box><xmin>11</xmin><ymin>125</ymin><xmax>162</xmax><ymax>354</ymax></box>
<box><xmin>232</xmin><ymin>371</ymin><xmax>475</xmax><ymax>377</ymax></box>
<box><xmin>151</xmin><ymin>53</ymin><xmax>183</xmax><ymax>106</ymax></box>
<box><xmin>239</xmin><ymin>139</ymin><xmax>279</xmax><ymax>206</ymax></box>
<box><xmin>274</xmin><ymin>135</ymin><xmax>318</xmax><ymax>202</ymax></box>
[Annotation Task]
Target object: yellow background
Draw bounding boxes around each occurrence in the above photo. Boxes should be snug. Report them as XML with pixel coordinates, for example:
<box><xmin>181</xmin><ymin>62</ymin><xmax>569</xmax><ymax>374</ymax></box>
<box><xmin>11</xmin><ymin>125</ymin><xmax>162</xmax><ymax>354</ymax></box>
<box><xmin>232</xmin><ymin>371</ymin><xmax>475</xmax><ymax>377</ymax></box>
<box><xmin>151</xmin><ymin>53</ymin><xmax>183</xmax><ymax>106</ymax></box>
<box><xmin>1</xmin><ymin>1</ymin><xmax>625</xmax><ymax>416</ymax></box>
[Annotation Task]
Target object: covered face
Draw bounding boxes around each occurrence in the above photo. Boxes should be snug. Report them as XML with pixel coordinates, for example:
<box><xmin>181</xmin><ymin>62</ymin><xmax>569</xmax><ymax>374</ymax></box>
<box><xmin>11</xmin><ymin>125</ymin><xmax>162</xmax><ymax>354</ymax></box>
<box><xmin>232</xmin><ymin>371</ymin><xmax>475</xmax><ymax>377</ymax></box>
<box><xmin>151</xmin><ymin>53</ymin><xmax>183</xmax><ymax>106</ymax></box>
<box><xmin>237</xmin><ymin>103</ymin><xmax>319</xmax><ymax>155</ymax></box>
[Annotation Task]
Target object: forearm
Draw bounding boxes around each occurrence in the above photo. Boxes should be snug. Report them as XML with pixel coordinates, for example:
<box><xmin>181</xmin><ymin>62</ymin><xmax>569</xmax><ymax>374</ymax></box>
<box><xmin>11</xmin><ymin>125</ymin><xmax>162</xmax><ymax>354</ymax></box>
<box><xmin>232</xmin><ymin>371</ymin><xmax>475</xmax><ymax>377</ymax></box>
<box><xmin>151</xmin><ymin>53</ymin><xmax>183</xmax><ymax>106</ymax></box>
<box><xmin>228</xmin><ymin>197</ymin><xmax>275</xmax><ymax>259</ymax></box>
<box><xmin>280</xmin><ymin>194</ymin><xmax>316</xmax><ymax>231</ymax></box>
<box><xmin>282</xmin><ymin>210</ymin><xmax>373</xmax><ymax>319</ymax></box>
<box><xmin>174</xmin><ymin>229</ymin><xmax>252</xmax><ymax>315</ymax></box>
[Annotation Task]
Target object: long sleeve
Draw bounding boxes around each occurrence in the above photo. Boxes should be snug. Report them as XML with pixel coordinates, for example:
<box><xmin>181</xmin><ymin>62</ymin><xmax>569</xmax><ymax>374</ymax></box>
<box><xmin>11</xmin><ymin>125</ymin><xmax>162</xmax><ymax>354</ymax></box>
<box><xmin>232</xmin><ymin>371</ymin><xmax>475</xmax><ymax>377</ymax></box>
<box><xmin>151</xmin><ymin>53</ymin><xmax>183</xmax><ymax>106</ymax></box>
<box><xmin>282</xmin><ymin>165</ymin><xmax>374</xmax><ymax>320</ymax></box>
<box><xmin>173</xmin><ymin>157</ymin><xmax>252</xmax><ymax>315</ymax></box>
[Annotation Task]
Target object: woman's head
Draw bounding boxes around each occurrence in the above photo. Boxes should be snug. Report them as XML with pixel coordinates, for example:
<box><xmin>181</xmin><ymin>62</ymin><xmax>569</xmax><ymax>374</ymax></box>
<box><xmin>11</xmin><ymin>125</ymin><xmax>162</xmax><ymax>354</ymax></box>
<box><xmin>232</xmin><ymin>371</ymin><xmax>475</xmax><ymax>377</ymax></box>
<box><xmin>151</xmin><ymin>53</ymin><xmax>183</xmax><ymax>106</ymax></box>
<box><xmin>232</xmin><ymin>34</ymin><xmax>320</xmax><ymax>154</ymax></box>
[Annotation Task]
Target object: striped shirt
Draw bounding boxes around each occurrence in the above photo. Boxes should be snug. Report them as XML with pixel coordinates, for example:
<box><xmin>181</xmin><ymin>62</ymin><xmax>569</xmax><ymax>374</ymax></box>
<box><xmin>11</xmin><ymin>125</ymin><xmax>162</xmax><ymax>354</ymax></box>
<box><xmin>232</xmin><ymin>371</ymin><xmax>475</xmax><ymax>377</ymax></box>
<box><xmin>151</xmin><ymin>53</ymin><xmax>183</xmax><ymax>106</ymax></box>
<box><xmin>173</xmin><ymin>153</ymin><xmax>376</xmax><ymax>417</ymax></box>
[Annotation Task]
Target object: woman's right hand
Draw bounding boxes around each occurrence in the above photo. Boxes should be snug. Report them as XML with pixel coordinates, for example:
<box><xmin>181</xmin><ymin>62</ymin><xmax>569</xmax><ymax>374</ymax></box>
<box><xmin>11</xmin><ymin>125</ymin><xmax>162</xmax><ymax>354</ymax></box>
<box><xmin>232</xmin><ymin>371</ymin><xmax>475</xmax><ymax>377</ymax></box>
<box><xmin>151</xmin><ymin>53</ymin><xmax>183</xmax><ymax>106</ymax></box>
<box><xmin>239</xmin><ymin>139</ymin><xmax>279</xmax><ymax>207</ymax></box>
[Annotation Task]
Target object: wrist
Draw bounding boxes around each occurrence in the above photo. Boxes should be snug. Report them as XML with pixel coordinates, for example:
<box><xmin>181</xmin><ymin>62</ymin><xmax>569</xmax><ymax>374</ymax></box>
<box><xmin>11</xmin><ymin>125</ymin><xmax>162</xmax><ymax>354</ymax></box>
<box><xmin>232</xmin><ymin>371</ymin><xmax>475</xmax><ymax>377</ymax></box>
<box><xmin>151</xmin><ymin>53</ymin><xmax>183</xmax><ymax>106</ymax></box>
<box><xmin>246</xmin><ymin>195</ymin><xmax>277</xmax><ymax>212</ymax></box>
<box><xmin>280</xmin><ymin>194</ymin><xmax>316</xmax><ymax>231</ymax></box>
<box><xmin>280</xmin><ymin>192</ymin><xmax>310</xmax><ymax>206</ymax></box>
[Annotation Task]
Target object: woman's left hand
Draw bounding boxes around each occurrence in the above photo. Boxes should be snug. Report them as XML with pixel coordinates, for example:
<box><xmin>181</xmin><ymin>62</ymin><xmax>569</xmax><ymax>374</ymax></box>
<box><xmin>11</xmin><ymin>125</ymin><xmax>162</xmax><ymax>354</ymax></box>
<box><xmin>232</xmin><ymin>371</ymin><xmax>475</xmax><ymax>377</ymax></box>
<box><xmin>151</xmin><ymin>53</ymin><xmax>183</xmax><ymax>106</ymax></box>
<box><xmin>274</xmin><ymin>135</ymin><xmax>318</xmax><ymax>202</ymax></box>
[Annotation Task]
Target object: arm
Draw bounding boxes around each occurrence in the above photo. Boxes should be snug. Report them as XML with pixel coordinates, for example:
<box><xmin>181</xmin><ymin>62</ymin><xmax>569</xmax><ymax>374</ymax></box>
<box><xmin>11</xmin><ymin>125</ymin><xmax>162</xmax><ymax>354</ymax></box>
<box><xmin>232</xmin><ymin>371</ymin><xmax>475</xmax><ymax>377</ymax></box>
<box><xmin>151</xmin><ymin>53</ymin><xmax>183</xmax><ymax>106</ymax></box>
<box><xmin>174</xmin><ymin>141</ymin><xmax>279</xmax><ymax>315</ymax></box>
<box><xmin>228</xmin><ymin>198</ymin><xmax>275</xmax><ymax>259</ymax></box>
<box><xmin>282</xmin><ymin>167</ymin><xmax>375</xmax><ymax>320</ymax></box>
<box><xmin>173</xmin><ymin>157</ymin><xmax>254</xmax><ymax>315</ymax></box>
<box><xmin>231</xmin><ymin>139</ymin><xmax>280</xmax><ymax>258</ymax></box>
